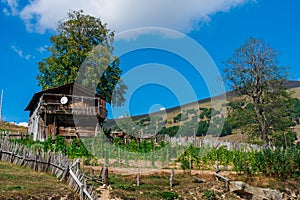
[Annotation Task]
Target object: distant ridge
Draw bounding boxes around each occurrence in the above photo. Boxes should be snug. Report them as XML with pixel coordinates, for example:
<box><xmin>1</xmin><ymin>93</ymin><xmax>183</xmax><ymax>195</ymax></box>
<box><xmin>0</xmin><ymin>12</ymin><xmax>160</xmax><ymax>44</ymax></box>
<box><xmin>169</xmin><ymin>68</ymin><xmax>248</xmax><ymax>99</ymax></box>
<box><xmin>285</xmin><ymin>80</ymin><xmax>300</xmax><ymax>89</ymax></box>
<box><xmin>104</xmin><ymin>80</ymin><xmax>300</xmax><ymax>129</ymax></box>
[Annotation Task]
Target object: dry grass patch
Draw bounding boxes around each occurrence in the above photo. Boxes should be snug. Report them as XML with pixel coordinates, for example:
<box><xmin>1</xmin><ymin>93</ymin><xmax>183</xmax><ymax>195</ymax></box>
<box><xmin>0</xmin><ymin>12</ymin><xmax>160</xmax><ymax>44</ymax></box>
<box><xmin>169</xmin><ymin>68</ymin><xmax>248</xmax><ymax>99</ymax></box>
<box><xmin>0</xmin><ymin>161</ymin><xmax>78</xmax><ymax>200</ymax></box>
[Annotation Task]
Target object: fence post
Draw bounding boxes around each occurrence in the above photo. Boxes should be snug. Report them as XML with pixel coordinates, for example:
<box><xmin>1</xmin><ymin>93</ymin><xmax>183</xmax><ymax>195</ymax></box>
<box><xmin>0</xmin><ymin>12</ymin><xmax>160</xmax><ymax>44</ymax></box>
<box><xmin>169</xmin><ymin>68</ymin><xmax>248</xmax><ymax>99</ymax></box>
<box><xmin>170</xmin><ymin>168</ymin><xmax>174</xmax><ymax>189</ymax></box>
<box><xmin>80</xmin><ymin>183</ymin><xmax>84</xmax><ymax>200</ymax></box>
<box><xmin>45</xmin><ymin>151</ymin><xmax>51</xmax><ymax>172</ymax></box>
<box><xmin>99</xmin><ymin>167</ymin><xmax>103</xmax><ymax>181</ymax></box>
<box><xmin>83</xmin><ymin>175</ymin><xmax>87</xmax><ymax>194</ymax></box>
<box><xmin>104</xmin><ymin>164</ymin><xmax>109</xmax><ymax>186</ymax></box>
<box><xmin>34</xmin><ymin>153</ymin><xmax>38</xmax><ymax>171</ymax></box>
<box><xmin>118</xmin><ymin>144</ymin><xmax>121</xmax><ymax>166</ymax></box>
<box><xmin>90</xmin><ymin>165</ymin><xmax>94</xmax><ymax>178</ymax></box>
<box><xmin>20</xmin><ymin>149</ymin><xmax>26</xmax><ymax>166</ymax></box>
<box><xmin>137</xmin><ymin>168</ymin><xmax>140</xmax><ymax>186</ymax></box>
<box><xmin>61</xmin><ymin>162</ymin><xmax>69</xmax><ymax>182</ymax></box>
<box><xmin>189</xmin><ymin>151</ymin><xmax>192</xmax><ymax>175</ymax></box>
<box><xmin>10</xmin><ymin>146</ymin><xmax>15</xmax><ymax>163</ymax></box>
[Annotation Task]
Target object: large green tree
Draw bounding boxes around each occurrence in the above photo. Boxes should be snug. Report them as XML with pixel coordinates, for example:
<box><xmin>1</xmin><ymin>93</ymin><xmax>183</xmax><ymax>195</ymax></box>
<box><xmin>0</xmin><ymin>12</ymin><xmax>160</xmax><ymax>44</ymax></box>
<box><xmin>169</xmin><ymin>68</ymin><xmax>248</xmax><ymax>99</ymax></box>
<box><xmin>224</xmin><ymin>37</ymin><xmax>296</xmax><ymax>146</ymax></box>
<box><xmin>37</xmin><ymin>10</ymin><xmax>126</xmax><ymax>106</ymax></box>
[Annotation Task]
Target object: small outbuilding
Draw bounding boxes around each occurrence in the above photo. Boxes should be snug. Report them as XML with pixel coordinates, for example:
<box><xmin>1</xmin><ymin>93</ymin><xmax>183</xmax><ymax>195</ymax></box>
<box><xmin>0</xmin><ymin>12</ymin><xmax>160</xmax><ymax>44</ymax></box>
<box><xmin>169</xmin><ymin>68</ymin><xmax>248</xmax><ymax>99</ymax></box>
<box><xmin>25</xmin><ymin>82</ymin><xmax>106</xmax><ymax>141</ymax></box>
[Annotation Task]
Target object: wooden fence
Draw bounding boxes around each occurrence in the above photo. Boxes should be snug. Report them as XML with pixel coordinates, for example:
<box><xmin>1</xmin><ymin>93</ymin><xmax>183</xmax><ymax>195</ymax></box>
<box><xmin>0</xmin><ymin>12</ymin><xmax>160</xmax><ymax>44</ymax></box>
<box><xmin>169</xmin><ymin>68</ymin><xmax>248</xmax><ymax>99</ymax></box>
<box><xmin>0</xmin><ymin>130</ymin><xmax>29</xmax><ymax>139</ymax></box>
<box><xmin>161</xmin><ymin>135</ymin><xmax>263</xmax><ymax>151</ymax></box>
<box><xmin>0</xmin><ymin>137</ymin><xmax>99</xmax><ymax>200</ymax></box>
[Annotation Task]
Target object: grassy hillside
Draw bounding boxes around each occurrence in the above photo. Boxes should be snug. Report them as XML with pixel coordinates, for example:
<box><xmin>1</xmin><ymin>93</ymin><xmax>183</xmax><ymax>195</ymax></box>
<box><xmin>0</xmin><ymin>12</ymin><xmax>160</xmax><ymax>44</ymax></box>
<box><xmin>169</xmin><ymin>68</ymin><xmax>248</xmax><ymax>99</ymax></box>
<box><xmin>104</xmin><ymin>81</ymin><xmax>300</xmax><ymax>142</ymax></box>
<box><xmin>104</xmin><ymin>81</ymin><xmax>300</xmax><ymax>128</ymax></box>
<box><xmin>0</xmin><ymin>121</ymin><xmax>27</xmax><ymax>133</ymax></box>
<box><xmin>291</xmin><ymin>87</ymin><xmax>300</xmax><ymax>99</ymax></box>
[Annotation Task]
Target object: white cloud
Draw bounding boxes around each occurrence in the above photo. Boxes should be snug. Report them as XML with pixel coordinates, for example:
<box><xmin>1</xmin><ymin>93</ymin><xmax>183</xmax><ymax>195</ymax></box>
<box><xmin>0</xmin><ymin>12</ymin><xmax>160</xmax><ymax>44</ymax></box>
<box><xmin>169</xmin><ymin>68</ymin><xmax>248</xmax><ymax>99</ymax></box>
<box><xmin>11</xmin><ymin>45</ymin><xmax>34</xmax><ymax>60</ymax></box>
<box><xmin>17</xmin><ymin>122</ymin><xmax>29</xmax><ymax>127</ymax></box>
<box><xmin>2</xmin><ymin>0</ymin><xmax>250</xmax><ymax>34</ymax></box>
<box><xmin>36</xmin><ymin>45</ymin><xmax>48</xmax><ymax>53</ymax></box>
<box><xmin>9</xmin><ymin>122</ymin><xmax>29</xmax><ymax>127</ymax></box>
<box><xmin>1</xmin><ymin>0</ymin><xmax>19</xmax><ymax>16</ymax></box>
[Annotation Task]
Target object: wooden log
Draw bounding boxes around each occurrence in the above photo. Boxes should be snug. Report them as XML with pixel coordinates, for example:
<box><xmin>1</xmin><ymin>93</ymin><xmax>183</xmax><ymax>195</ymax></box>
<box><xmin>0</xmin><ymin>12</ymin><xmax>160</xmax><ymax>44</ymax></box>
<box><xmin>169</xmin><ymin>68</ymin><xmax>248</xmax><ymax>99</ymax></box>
<box><xmin>215</xmin><ymin>173</ymin><xmax>230</xmax><ymax>191</ymax></box>
<box><xmin>216</xmin><ymin>173</ymin><xmax>229</xmax><ymax>182</ymax></box>
<box><xmin>192</xmin><ymin>176</ymin><xmax>205</xmax><ymax>183</ymax></box>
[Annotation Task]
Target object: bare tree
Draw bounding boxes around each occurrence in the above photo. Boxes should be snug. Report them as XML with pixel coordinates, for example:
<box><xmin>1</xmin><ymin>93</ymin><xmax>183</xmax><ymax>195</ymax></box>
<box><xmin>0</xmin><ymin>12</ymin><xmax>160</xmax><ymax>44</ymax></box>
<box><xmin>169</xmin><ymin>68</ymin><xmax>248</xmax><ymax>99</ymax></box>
<box><xmin>224</xmin><ymin>37</ymin><xmax>294</xmax><ymax>145</ymax></box>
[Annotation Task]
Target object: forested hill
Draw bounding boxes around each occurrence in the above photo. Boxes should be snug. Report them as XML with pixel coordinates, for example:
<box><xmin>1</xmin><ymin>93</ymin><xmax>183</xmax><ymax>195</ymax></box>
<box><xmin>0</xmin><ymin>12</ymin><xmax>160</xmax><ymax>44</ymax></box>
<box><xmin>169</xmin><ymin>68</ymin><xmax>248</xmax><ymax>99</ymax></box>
<box><xmin>104</xmin><ymin>80</ymin><xmax>300</xmax><ymax>129</ymax></box>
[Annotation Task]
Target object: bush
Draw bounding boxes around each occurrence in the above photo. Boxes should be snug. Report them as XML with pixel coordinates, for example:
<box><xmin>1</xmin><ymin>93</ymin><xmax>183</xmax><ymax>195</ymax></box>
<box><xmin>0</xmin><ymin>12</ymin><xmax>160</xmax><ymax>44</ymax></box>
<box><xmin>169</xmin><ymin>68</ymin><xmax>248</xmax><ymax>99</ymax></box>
<box><xmin>180</xmin><ymin>159</ymin><xmax>190</xmax><ymax>170</ymax></box>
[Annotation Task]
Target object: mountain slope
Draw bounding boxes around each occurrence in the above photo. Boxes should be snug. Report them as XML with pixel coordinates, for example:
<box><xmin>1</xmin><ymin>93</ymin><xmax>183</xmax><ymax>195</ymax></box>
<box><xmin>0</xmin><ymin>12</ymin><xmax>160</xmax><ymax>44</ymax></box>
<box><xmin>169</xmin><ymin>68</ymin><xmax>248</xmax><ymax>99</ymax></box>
<box><xmin>104</xmin><ymin>80</ymin><xmax>300</xmax><ymax>130</ymax></box>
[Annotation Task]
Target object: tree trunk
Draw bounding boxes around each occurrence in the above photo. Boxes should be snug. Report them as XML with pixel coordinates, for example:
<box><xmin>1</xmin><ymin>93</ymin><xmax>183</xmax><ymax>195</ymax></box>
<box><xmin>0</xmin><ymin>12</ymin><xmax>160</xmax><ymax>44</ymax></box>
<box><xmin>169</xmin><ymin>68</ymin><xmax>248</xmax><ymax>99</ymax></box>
<box><xmin>253</xmin><ymin>97</ymin><xmax>269</xmax><ymax>145</ymax></box>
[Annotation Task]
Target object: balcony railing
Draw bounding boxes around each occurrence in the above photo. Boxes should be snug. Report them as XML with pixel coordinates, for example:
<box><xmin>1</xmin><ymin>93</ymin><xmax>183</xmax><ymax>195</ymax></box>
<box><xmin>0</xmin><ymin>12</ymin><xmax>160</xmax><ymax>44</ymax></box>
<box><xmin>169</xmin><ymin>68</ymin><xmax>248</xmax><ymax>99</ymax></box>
<box><xmin>39</xmin><ymin>93</ymin><xmax>106</xmax><ymax>117</ymax></box>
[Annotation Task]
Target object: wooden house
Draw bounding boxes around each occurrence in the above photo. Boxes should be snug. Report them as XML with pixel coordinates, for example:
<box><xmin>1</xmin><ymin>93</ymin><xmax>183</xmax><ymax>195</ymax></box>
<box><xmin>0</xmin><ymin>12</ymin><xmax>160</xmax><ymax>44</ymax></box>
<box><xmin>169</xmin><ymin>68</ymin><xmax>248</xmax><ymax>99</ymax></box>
<box><xmin>25</xmin><ymin>83</ymin><xmax>106</xmax><ymax>141</ymax></box>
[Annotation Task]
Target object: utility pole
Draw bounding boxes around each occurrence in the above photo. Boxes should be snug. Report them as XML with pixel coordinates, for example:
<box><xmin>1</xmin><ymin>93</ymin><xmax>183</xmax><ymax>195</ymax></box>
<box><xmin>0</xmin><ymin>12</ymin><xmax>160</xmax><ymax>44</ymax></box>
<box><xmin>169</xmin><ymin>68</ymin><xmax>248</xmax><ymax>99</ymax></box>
<box><xmin>0</xmin><ymin>89</ymin><xmax>3</xmax><ymax>122</ymax></box>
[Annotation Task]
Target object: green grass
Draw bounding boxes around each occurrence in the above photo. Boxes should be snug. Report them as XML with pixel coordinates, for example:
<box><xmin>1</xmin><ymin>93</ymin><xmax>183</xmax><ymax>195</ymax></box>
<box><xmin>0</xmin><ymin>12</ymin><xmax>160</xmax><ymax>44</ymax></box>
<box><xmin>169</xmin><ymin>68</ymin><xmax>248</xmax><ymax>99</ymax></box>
<box><xmin>0</xmin><ymin>161</ymin><xmax>78</xmax><ymax>200</ymax></box>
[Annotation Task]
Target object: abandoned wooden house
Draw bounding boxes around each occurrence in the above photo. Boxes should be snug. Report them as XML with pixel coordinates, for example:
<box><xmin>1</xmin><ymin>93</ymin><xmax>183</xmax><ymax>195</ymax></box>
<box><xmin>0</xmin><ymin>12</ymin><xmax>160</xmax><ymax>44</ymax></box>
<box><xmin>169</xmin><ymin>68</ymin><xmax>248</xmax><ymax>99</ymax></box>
<box><xmin>25</xmin><ymin>83</ymin><xmax>106</xmax><ymax>141</ymax></box>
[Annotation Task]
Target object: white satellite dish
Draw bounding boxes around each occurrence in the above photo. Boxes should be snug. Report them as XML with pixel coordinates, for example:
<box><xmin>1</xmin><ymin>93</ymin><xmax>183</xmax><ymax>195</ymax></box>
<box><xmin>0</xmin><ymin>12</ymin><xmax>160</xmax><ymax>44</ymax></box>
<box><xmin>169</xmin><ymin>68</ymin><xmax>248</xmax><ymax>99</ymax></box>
<box><xmin>60</xmin><ymin>96</ymin><xmax>68</xmax><ymax>104</ymax></box>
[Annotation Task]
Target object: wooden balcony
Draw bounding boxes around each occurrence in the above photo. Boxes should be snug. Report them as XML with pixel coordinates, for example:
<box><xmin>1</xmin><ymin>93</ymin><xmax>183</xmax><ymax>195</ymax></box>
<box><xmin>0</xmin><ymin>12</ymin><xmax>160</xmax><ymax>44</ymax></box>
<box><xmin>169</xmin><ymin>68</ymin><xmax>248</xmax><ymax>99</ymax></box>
<box><xmin>39</xmin><ymin>93</ymin><xmax>106</xmax><ymax>118</ymax></box>
<box><xmin>43</xmin><ymin>105</ymin><xmax>104</xmax><ymax>116</ymax></box>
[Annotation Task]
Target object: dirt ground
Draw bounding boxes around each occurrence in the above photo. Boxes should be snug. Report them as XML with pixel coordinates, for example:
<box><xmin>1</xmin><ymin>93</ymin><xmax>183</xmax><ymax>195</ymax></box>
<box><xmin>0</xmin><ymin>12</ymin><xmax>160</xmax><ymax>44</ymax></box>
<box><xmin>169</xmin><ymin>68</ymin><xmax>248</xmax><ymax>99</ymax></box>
<box><xmin>91</xmin><ymin>165</ymin><xmax>300</xmax><ymax>200</ymax></box>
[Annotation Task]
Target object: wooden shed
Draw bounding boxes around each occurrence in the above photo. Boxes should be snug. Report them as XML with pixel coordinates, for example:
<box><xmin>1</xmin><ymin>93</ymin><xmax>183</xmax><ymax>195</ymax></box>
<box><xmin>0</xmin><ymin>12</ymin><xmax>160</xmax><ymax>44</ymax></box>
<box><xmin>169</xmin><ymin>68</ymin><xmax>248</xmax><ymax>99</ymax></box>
<box><xmin>25</xmin><ymin>83</ymin><xmax>106</xmax><ymax>141</ymax></box>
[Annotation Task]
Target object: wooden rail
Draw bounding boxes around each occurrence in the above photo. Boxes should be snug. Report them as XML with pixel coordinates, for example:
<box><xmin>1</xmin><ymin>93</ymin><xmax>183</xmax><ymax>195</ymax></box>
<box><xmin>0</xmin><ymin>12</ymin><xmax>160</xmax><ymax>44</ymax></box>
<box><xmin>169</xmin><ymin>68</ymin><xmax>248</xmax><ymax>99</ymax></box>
<box><xmin>0</xmin><ymin>138</ymin><xmax>99</xmax><ymax>200</ymax></box>
<box><xmin>215</xmin><ymin>160</ymin><xmax>230</xmax><ymax>191</ymax></box>
<box><xmin>0</xmin><ymin>131</ymin><xmax>29</xmax><ymax>139</ymax></box>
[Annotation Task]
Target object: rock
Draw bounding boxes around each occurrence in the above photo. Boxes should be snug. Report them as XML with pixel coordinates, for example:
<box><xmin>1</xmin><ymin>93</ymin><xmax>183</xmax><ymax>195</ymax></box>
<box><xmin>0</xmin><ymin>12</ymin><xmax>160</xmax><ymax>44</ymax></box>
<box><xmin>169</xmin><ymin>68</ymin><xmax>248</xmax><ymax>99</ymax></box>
<box><xmin>192</xmin><ymin>176</ymin><xmax>205</xmax><ymax>183</ymax></box>
<box><xmin>230</xmin><ymin>181</ymin><xmax>283</xmax><ymax>200</ymax></box>
<box><xmin>230</xmin><ymin>181</ymin><xmax>246</xmax><ymax>191</ymax></box>
<box><xmin>246</xmin><ymin>187</ymin><xmax>283</xmax><ymax>200</ymax></box>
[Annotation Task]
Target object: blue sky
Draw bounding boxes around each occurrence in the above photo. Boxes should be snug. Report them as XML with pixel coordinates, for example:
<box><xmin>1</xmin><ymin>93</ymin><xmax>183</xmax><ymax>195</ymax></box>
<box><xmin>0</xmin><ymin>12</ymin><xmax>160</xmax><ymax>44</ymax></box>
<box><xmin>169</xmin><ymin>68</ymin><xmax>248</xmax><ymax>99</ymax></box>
<box><xmin>0</xmin><ymin>0</ymin><xmax>299</xmax><ymax>123</ymax></box>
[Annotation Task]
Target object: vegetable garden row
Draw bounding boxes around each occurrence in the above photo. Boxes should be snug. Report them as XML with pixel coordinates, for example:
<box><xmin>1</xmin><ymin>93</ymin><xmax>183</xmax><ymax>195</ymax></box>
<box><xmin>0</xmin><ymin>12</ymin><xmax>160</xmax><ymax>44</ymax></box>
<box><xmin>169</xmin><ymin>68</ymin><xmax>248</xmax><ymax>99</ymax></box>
<box><xmin>9</xmin><ymin>133</ymin><xmax>300</xmax><ymax>180</ymax></box>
